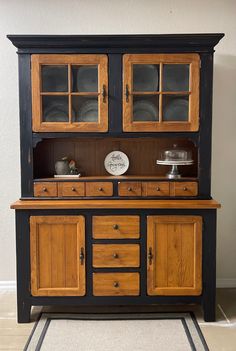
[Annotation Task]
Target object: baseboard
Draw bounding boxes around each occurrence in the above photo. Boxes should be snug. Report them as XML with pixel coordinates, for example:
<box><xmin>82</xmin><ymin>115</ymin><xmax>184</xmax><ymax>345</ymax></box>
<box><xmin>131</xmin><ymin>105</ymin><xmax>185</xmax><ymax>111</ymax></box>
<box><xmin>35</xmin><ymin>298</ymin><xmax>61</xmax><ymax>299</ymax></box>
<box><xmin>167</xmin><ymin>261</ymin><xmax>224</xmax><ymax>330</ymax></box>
<box><xmin>0</xmin><ymin>280</ymin><xmax>235</xmax><ymax>291</ymax></box>
<box><xmin>216</xmin><ymin>279</ymin><xmax>236</xmax><ymax>288</ymax></box>
<box><xmin>0</xmin><ymin>281</ymin><xmax>16</xmax><ymax>290</ymax></box>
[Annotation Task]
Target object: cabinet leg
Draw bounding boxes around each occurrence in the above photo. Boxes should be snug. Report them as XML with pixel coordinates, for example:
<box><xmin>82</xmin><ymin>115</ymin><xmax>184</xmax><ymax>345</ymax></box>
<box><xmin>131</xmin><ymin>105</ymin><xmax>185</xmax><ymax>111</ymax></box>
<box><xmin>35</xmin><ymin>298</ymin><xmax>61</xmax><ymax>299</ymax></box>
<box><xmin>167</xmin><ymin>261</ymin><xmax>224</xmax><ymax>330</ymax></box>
<box><xmin>17</xmin><ymin>301</ymin><xmax>31</xmax><ymax>323</ymax></box>
<box><xmin>202</xmin><ymin>301</ymin><xmax>216</xmax><ymax>322</ymax></box>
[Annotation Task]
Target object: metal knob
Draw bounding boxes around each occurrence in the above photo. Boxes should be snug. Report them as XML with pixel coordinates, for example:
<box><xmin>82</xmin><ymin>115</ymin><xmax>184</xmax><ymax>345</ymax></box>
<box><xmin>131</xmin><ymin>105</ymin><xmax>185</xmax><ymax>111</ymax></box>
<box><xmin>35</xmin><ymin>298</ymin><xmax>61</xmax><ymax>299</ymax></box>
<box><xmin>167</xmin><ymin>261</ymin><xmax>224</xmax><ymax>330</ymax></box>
<box><xmin>113</xmin><ymin>224</ymin><xmax>119</xmax><ymax>230</ymax></box>
<box><xmin>98</xmin><ymin>187</ymin><xmax>103</xmax><ymax>192</ymax></box>
<box><xmin>183</xmin><ymin>187</ymin><xmax>187</xmax><ymax>191</ymax></box>
<box><xmin>113</xmin><ymin>281</ymin><xmax>119</xmax><ymax>288</ymax></box>
<box><xmin>71</xmin><ymin>187</ymin><xmax>76</xmax><ymax>192</ymax></box>
<box><xmin>156</xmin><ymin>187</ymin><xmax>160</xmax><ymax>191</ymax></box>
<box><xmin>42</xmin><ymin>187</ymin><xmax>47</xmax><ymax>192</ymax></box>
<box><xmin>128</xmin><ymin>187</ymin><xmax>132</xmax><ymax>192</ymax></box>
<box><xmin>113</xmin><ymin>253</ymin><xmax>119</xmax><ymax>259</ymax></box>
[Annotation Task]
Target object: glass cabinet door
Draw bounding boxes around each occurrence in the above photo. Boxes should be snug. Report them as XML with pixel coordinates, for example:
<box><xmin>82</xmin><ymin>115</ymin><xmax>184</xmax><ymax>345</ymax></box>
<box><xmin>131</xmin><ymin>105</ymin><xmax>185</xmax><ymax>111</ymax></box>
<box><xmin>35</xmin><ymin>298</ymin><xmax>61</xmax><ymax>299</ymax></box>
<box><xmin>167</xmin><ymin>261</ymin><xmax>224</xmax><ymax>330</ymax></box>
<box><xmin>32</xmin><ymin>55</ymin><xmax>108</xmax><ymax>132</ymax></box>
<box><xmin>123</xmin><ymin>54</ymin><xmax>200</xmax><ymax>132</ymax></box>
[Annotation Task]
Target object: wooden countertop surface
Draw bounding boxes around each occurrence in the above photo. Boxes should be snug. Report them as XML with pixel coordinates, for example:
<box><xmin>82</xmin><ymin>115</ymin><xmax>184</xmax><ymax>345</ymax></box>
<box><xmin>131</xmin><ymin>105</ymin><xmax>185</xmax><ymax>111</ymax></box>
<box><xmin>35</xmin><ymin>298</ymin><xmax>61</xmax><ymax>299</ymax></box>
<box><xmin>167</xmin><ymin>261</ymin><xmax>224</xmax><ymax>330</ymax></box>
<box><xmin>11</xmin><ymin>199</ymin><xmax>221</xmax><ymax>210</ymax></box>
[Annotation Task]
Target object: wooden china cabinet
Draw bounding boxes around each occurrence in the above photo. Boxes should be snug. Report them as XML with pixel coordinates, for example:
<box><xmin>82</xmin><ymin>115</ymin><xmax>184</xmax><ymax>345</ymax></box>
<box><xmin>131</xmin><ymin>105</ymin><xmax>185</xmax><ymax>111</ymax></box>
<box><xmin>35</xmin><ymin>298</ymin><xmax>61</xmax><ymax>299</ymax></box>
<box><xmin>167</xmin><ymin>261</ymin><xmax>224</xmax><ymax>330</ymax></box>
<box><xmin>8</xmin><ymin>34</ymin><xmax>223</xmax><ymax>323</ymax></box>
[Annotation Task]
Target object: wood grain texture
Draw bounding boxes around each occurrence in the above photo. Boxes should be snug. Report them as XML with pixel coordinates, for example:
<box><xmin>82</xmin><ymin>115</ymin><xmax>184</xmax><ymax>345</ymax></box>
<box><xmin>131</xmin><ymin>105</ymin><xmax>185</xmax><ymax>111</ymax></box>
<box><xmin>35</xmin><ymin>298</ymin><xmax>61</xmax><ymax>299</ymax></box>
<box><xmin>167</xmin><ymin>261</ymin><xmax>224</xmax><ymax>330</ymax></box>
<box><xmin>118</xmin><ymin>182</ymin><xmax>142</xmax><ymax>196</ymax></box>
<box><xmin>31</xmin><ymin>54</ymin><xmax>108</xmax><ymax>132</ymax></box>
<box><xmin>92</xmin><ymin>215</ymin><xmax>140</xmax><ymax>239</ymax></box>
<box><xmin>123</xmin><ymin>53</ymin><xmax>200</xmax><ymax>132</ymax></box>
<box><xmin>93</xmin><ymin>273</ymin><xmax>140</xmax><ymax>296</ymax></box>
<box><xmin>58</xmin><ymin>182</ymin><xmax>85</xmax><ymax>197</ymax></box>
<box><xmin>170</xmin><ymin>182</ymin><xmax>198</xmax><ymax>196</ymax></box>
<box><xmin>142</xmin><ymin>182</ymin><xmax>170</xmax><ymax>197</ymax></box>
<box><xmin>30</xmin><ymin>216</ymin><xmax>85</xmax><ymax>296</ymax></box>
<box><xmin>11</xmin><ymin>199</ymin><xmax>221</xmax><ymax>210</ymax></box>
<box><xmin>93</xmin><ymin>244</ymin><xmax>140</xmax><ymax>267</ymax></box>
<box><xmin>147</xmin><ymin>215</ymin><xmax>202</xmax><ymax>296</ymax></box>
<box><xmin>33</xmin><ymin>182</ymin><xmax>58</xmax><ymax>197</ymax></box>
<box><xmin>86</xmin><ymin>182</ymin><xmax>113</xmax><ymax>197</ymax></box>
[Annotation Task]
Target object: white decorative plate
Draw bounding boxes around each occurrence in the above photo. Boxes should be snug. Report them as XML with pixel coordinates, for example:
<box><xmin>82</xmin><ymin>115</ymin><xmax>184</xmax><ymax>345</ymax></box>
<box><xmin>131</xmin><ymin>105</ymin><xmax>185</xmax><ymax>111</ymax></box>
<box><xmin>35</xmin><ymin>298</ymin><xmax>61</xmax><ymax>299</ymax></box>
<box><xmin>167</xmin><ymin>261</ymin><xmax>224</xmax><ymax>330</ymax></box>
<box><xmin>104</xmin><ymin>151</ymin><xmax>129</xmax><ymax>176</ymax></box>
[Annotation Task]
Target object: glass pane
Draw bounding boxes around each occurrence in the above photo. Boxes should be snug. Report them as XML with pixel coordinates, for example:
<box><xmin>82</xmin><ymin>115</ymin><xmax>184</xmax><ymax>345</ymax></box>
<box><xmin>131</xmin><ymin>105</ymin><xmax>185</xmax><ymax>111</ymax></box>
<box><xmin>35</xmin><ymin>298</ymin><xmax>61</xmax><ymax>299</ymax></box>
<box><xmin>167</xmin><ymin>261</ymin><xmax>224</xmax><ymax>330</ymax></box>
<box><xmin>42</xmin><ymin>95</ymin><xmax>69</xmax><ymax>122</ymax></box>
<box><xmin>133</xmin><ymin>95</ymin><xmax>159</xmax><ymax>121</ymax></box>
<box><xmin>133</xmin><ymin>64</ymin><xmax>159</xmax><ymax>92</ymax></box>
<box><xmin>72</xmin><ymin>96</ymin><xmax>98</xmax><ymax>122</ymax></box>
<box><xmin>41</xmin><ymin>65</ymin><xmax>68</xmax><ymax>92</ymax></box>
<box><xmin>72</xmin><ymin>65</ymin><xmax>98</xmax><ymax>92</ymax></box>
<box><xmin>163</xmin><ymin>64</ymin><xmax>189</xmax><ymax>92</ymax></box>
<box><xmin>162</xmin><ymin>95</ymin><xmax>189</xmax><ymax>121</ymax></box>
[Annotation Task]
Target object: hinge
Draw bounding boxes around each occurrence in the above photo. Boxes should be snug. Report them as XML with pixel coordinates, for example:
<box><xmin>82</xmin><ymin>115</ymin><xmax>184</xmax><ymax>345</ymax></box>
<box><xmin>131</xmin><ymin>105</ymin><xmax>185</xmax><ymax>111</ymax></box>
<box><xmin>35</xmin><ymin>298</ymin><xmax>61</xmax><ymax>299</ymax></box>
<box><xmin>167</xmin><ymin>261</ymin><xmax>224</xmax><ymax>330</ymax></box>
<box><xmin>200</xmin><ymin>60</ymin><xmax>201</xmax><ymax>69</ymax></box>
<box><xmin>28</xmin><ymin>282</ymin><xmax>31</xmax><ymax>293</ymax></box>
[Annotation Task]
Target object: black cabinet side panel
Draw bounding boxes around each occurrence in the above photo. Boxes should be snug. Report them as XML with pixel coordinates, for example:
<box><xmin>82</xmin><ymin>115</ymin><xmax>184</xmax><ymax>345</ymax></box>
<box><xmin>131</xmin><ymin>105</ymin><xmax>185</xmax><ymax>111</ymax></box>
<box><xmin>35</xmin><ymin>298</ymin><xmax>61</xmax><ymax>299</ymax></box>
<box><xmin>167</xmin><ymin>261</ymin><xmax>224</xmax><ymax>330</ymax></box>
<box><xmin>198</xmin><ymin>53</ymin><xmax>214</xmax><ymax>197</ymax></box>
<box><xmin>18</xmin><ymin>54</ymin><xmax>33</xmax><ymax>196</ymax></box>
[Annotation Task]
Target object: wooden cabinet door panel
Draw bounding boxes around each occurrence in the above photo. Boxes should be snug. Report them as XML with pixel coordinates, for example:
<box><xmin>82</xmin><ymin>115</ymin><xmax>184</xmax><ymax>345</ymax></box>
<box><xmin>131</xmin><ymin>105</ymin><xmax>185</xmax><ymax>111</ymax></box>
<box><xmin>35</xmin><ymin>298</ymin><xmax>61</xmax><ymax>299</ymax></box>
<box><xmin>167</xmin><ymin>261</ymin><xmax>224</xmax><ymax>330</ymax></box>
<box><xmin>30</xmin><ymin>216</ymin><xmax>85</xmax><ymax>296</ymax></box>
<box><xmin>147</xmin><ymin>216</ymin><xmax>202</xmax><ymax>296</ymax></box>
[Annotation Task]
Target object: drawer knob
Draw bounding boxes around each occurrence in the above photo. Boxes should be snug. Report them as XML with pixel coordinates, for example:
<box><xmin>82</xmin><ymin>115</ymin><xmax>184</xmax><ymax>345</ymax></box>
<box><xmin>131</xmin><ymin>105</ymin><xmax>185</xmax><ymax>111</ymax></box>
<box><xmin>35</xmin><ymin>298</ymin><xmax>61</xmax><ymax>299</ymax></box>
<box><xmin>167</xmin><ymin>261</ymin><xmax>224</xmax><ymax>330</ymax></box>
<box><xmin>128</xmin><ymin>187</ymin><xmax>132</xmax><ymax>192</ymax></box>
<box><xmin>156</xmin><ymin>187</ymin><xmax>160</xmax><ymax>191</ymax></box>
<box><xmin>98</xmin><ymin>187</ymin><xmax>103</xmax><ymax>192</ymax></box>
<box><xmin>113</xmin><ymin>253</ymin><xmax>119</xmax><ymax>259</ymax></box>
<box><xmin>113</xmin><ymin>224</ymin><xmax>119</xmax><ymax>230</ymax></box>
<box><xmin>113</xmin><ymin>281</ymin><xmax>119</xmax><ymax>288</ymax></box>
<box><xmin>71</xmin><ymin>187</ymin><xmax>76</xmax><ymax>192</ymax></box>
<box><xmin>183</xmin><ymin>187</ymin><xmax>188</xmax><ymax>191</ymax></box>
<box><xmin>42</xmin><ymin>187</ymin><xmax>47</xmax><ymax>192</ymax></box>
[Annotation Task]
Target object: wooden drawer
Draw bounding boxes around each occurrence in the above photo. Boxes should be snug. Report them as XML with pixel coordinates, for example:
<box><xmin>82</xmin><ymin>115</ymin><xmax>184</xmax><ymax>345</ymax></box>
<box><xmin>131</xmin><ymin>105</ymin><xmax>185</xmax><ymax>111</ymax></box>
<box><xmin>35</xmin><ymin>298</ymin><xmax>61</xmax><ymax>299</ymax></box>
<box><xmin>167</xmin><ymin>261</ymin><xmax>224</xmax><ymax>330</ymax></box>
<box><xmin>58</xmin><ymin>182</ymin><xmax>85</xmax><ymax>197</ymax></box>
<box><xmin>118</xmin><ymin>182</ymin><xmax>142</xmax><ymax>196</ymax></box>
<box><xmin>86</xmin><ymin>182</ymin><xmax>113</xmax><ymax>197</ymax></box>
<box><xmin>142</xmin><ymin>182</ymin><xmax>170</xmax><ymax>196</ymax></box>
<box><xmin>170</xmin><ymin>182</ymin><xmax>198</xmax><ymax>196</ymax></box>
<box><xmin>93</xmin><ymin>215</ymin><xmax>140</xmax><ymax>239</ymax></box>
<box><xmin>93</xmin><ymin>273</ymin><xmax>140</xmax><ymax>296</ymax></box>
<box><xmin>34</xmin><ymin>182</ymin><xmax>57</xmax><ymax>197</ymax></box>
<box><xmin>93</xmin><ymin>244</ymin><xmax>140</xmax><ymax>268</ymax></box>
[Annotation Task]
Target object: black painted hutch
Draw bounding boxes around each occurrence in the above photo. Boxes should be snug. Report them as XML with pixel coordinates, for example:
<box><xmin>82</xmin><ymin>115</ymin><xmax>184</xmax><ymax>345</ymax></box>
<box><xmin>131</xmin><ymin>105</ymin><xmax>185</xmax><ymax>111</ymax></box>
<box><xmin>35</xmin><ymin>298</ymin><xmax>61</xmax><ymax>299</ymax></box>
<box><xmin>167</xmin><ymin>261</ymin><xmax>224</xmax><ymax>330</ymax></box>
<box><xmin>8</xmin><ymin>34</ymin><xmax>223</xmax><ymax>323</ymax></box>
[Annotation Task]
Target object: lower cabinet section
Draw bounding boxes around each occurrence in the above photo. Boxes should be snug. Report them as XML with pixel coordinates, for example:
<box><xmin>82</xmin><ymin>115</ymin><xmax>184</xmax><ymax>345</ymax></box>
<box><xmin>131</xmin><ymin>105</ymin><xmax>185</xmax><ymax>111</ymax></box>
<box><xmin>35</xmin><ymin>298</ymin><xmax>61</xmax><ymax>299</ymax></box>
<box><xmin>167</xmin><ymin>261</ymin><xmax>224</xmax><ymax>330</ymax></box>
<box><xmin>30</xmin><ymin>216</ymin><xmax>85</xmax><ymax>296</ymax></box>
<box><xmin>93</xmin><ymin>273</ymin><xmax>140</xmax><ymax>296</ymax></box>
<box><xmin>29</xmin><ymin>214</ymin><xmax>202</xmax><ymax>298</ymax></box>
<box><xmin>147</xmin><ymin>216</ymin><xmax>202</xmax><ymax>296</ymax></box>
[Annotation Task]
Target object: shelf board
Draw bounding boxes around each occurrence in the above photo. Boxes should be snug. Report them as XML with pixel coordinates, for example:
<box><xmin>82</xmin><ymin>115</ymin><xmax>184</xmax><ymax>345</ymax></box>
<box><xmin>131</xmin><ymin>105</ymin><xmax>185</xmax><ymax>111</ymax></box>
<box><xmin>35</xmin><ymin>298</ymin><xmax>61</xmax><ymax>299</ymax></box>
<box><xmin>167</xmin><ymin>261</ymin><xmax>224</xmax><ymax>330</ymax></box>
<box><xmin>11</xmin><ymin>199</ymin><xmax>221</xmax><ymax>210</ymax></box>
<box><xmin>34</xmin><ymin>176</ymin><xmax>198</xmax><ymax>182</ymax></box>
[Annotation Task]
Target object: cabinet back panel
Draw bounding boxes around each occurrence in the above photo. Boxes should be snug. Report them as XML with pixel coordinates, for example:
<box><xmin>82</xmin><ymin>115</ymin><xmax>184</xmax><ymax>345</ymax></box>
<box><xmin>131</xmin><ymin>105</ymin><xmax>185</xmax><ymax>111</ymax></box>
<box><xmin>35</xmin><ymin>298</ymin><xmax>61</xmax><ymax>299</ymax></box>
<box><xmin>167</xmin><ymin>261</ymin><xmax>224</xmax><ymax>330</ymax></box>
<box><xmin>34</xmin><ymin>138</ymin><xmax>197</xmax><ymax>178</ymax></box>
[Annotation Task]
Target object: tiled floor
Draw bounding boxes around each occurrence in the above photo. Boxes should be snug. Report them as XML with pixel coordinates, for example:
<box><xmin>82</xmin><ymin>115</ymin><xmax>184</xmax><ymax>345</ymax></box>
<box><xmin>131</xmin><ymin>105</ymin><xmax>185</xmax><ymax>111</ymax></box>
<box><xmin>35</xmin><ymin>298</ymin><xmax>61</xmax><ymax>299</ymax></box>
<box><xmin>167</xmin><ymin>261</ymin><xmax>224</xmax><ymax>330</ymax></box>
<box><xmin>0</xmin><ymin>289</ymin><xmax>235</xmax><ymax>350</ymax></box>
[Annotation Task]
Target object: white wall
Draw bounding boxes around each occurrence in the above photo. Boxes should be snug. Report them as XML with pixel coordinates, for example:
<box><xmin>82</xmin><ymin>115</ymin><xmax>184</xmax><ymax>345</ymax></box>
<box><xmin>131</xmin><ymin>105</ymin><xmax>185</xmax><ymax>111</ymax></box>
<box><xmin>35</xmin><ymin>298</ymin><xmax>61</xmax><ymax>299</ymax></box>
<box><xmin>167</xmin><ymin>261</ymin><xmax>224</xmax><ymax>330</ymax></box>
<box><xmin>0</xmin><ymin>0</ymin><xmax>235</xmax><ymax>286</ymax></box>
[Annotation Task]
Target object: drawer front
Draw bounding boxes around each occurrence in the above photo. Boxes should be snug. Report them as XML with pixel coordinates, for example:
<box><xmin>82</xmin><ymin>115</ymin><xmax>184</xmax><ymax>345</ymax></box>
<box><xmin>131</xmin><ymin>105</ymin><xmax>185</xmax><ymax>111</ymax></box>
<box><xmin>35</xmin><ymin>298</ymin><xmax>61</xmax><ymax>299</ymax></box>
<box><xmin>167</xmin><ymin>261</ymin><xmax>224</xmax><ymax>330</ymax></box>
<box><xmin>93</xmin><ymin>244</ymin><xmax>140</xmax><ymax>268</ymax></box>
<box><xmin>170</xmin><ymin>182</ymin><xmax>198</xmax><ymax>196</ymax></box>
<box><xmin>118</xmin><ymin>182</ymin><xmax>142</xmax><ymax>196</ymax></box>
<box><xmin>93</xmin><ymin>215</ymin><xmax>140</xmax><ymax>239</ymax></box>
<box><xmin>58</xmin><ymin>182</ymin><xmax>85</xmax><ymax>197</ymax></box>
<box><xmin>142</xmin><ymin>182</ymin><xmax>170</xmax><ymax>196</ymax></box>
<box><xmin>93</xmin><ymin>273</ymin><xmax>140</xmax><ymax>296</ymax></box>
<box><xmin>34</xmin><ymin>182</ymin><xmax>57</xmax><ymax>197</ymax></box>
<box><xmin>86</xmin><ymin>182</ymin><xmax>113</xmax><ymax>197</ymax></box>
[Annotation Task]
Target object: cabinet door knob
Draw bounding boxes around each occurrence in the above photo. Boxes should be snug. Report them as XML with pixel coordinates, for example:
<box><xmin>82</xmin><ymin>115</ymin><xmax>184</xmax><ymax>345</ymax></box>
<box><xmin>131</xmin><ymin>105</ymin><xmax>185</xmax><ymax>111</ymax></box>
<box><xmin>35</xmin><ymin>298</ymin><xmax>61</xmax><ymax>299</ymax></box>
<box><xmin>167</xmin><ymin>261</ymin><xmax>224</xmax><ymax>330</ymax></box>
<box><xmin>80</xmin><ymin>248</ymin><xmax>85</xmax><ymax>265</ymax></box>
<box><xmin>156</xmin><ymin>187</ymin><xmax>160</xmax><ymax>191</ymax></box>
<box><xmin>113</xmin><ymin>253</ymin><xmax>119</xmax><ymax>259</ymax></box>
<box><xmin>42</xmin><ymin>187</ymin><xmax>47</xmax><ymax>192</ymax></box>
<box><xmin>128</xmin><ymin>187</ymin><xmax>132</xmax><ymax>192</ymax></box>
<box><xmin>113</xmin><ymin>224</ymin><xmax>119</xmax><ymax>230</ymax></box>
<box><xmin>102</xmin><ymin>84</ymin><xmax>106</xmax><ymax>103</ymax></box>
<box><xmin>183</xmin><ymin>187</ymin><xmax>187</xmax><ymax>191</ymax></box>
<box><xmin>148</xmin><ymin>247</ymin><xmax>153</xmax><ymax>265</ymax></box>
<box><xmin>71</xmin><ymin>187</ymin><xmax>76</xmax><ymax>192</ymax></box>
<box><xmin>98</xmin><ymin>187</ymin><xmax>103</xmax><ymax>192</ymax></box>
<box><xmin>125</xmin><ymin>84</ymin><xmax>129</xmax><ymax>103</ymax></box>
<box><xmin>113</xmin><ymin>281</ymin><xmax>119</xmax><ymax>288</ymax></box>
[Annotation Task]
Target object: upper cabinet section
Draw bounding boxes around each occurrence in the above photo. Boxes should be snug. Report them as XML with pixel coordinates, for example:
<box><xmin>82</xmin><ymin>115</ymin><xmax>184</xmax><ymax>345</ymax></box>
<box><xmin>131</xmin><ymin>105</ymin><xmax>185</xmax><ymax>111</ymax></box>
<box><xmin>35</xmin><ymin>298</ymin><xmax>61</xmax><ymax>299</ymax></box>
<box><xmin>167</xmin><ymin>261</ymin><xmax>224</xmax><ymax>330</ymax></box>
<box><xmin>123</xmin><ymin>54</ymin><xmax>200</xmax><ymax>132</ymax></box>
<box><xmin>31</xmin><ymin>54</ymin><xmax>108</xmax><ymax>132</ymax></box>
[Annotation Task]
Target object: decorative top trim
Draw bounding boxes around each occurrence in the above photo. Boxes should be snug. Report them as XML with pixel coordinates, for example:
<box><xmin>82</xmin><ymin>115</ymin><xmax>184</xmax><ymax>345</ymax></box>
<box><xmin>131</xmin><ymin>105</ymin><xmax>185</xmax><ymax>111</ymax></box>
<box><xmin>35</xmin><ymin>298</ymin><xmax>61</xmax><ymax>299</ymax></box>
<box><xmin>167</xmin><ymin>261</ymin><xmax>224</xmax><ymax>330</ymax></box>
<box><xmin>7</xmin><ymin>34</ymin><xmax>224</xmax><ymax>53</ymax></box>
